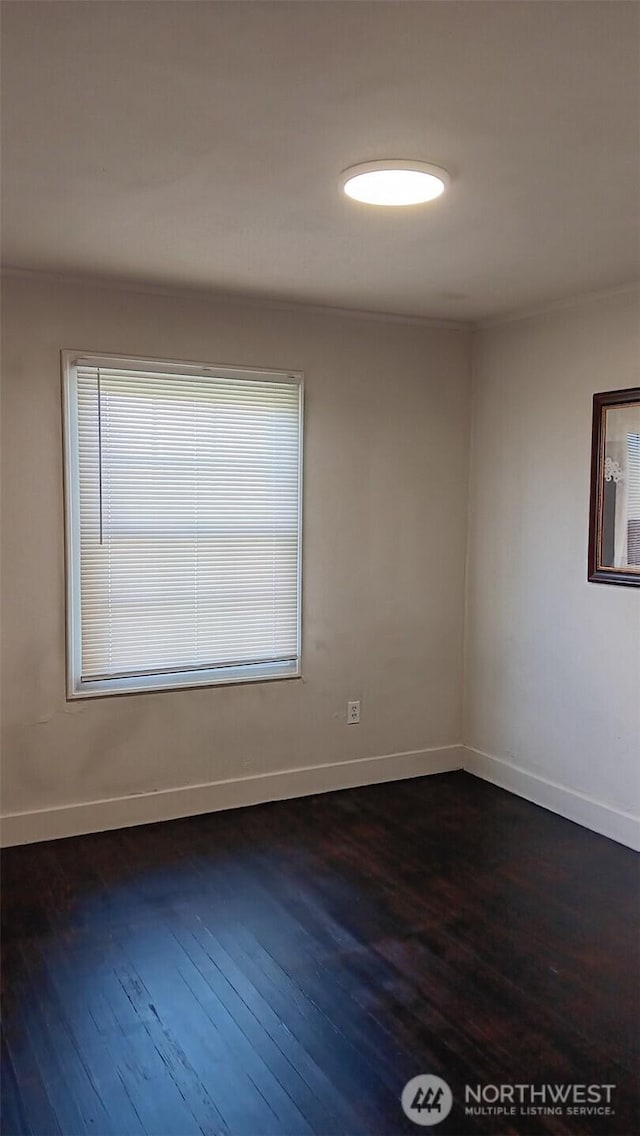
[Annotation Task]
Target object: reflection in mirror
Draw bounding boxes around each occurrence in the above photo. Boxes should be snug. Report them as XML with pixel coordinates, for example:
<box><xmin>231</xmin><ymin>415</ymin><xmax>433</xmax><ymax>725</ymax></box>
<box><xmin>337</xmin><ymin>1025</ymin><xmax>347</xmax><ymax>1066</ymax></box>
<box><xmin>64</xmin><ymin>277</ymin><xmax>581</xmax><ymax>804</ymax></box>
<box><xmin>600</xmin><ymin>403</ymin><xmax>640</xmax><ymax>572</ymax></box>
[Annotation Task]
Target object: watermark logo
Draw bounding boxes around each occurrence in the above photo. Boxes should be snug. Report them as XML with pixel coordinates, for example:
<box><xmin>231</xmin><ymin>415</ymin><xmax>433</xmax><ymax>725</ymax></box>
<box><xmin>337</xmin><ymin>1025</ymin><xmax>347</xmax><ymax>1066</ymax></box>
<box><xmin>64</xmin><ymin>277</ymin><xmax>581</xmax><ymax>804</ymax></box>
<box><xmin>464</xmin><ymin>1082</ymin><xmax>615</xmax><ymax>1119</ymax></box>
<box><xmin>401</xmin><ymin>1077</ymin><xmax>616</xmax><ymax>1126</ymax></box>
<box><xmin>401</xmin><ymin>1075</ymin><xmax>453</xmax><ymax>1127</ymax></box>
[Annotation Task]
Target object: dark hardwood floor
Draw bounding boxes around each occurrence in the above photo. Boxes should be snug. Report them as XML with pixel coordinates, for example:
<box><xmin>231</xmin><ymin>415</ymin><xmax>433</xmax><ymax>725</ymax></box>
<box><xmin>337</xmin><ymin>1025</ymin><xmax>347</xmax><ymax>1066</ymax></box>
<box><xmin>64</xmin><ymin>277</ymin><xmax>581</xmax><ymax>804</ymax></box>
<box><xmin>1</xmin><ymin>771</ymin><xmax>638</xmax><ymax>1136</ymax></box>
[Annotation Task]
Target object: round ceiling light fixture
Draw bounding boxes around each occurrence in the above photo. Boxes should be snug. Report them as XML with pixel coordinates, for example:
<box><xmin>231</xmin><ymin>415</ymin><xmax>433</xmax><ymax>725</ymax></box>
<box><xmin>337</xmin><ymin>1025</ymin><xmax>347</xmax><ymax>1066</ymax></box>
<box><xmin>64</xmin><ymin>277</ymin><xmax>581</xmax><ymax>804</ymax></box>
<box><xmin>340</xmin><ymin>160</ymin><xmax>449</xmax><ymax>206</ymax></box>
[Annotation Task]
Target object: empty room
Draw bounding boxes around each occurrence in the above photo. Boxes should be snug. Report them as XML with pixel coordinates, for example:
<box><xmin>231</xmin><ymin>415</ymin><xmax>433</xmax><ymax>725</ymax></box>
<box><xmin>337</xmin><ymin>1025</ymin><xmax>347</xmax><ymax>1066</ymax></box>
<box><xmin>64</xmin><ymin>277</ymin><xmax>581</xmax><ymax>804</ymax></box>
<box><xmin>1</xmin><ymin>2</ymin><xmax>639</xmax><ymax>1134</ymax></box>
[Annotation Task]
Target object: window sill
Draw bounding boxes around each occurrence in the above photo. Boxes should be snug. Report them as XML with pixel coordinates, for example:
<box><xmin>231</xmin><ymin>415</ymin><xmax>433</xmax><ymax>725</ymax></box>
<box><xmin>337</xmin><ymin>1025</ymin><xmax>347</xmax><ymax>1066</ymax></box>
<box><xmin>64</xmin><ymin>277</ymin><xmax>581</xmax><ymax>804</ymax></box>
<box><xmin>67</xmin><ymin>659</ymin><xmax>301</xmax><ymax>699</ymax></box>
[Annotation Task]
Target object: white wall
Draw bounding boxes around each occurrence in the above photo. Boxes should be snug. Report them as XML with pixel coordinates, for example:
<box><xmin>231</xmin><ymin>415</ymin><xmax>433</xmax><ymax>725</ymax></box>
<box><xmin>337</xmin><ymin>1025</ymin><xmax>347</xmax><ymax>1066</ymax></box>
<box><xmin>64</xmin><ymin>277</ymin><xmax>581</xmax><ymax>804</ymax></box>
<box><xmin>3</xmin><ymin>275</ymin><xmax>638</xmax><ymax>849</ymax></box>
<box><xmin>1</xmin><ymin>275</ymin><xmax>470</xmax><ymax>837</ymax></box>
<box><xmin>465</xmin><ymin>289</ymin><xmax>640</xmax><ymax>836</ymax></box>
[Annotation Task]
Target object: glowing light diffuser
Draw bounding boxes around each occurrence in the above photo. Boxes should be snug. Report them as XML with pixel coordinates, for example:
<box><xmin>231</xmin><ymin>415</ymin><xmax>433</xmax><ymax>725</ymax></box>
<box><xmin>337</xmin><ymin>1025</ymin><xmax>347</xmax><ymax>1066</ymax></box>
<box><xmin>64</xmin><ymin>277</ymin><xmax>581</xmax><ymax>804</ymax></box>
<box><xmin>340</xmin><ymin>161</ymin><xmax>449</xmax><ymax>206</ymax></box>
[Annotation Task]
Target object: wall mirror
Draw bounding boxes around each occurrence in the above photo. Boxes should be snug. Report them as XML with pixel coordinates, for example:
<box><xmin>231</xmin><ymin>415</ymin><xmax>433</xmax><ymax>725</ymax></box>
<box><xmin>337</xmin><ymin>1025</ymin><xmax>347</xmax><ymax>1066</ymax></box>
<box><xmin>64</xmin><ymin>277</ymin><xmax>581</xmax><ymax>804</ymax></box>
<box><xmin>588</xmin><ymin>388</ymin><xmax>640</xmax><ymax>586</ymax></box>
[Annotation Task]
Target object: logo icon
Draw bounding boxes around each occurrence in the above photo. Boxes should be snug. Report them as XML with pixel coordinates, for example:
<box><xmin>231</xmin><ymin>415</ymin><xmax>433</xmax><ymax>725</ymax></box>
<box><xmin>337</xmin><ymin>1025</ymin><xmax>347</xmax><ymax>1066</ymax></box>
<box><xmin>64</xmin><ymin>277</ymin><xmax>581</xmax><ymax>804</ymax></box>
<box><xmin>401</xmin><ymin>1075</ymin><xmax>453</xmax><ymax>1127</ymax></box>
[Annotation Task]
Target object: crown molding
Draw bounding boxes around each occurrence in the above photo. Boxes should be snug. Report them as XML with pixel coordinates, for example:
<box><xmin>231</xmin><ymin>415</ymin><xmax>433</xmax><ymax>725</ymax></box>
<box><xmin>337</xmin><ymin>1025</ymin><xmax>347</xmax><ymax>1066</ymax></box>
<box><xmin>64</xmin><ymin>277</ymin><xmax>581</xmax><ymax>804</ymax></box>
<box><xmin>475</xmin><ymin>280</ymin><xmax>640</xmax><ymax>331</ymax></box>
<box><xmin>1</xmin><ymin>266</ymin><xmax>469</xmax><ymax>332</ymax></box>
<box><xmin>5</xmin><ymin>266</ymin><xmax>636</xmax><ymax>333</ymax></box>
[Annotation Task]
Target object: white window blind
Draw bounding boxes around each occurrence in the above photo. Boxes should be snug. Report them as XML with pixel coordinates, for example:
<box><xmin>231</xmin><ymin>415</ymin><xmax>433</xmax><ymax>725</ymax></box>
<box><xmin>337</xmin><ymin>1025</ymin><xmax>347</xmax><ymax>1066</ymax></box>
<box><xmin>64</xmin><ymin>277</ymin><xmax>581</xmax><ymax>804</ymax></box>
<box><xmin>64</xmin><ymin>354</ymin><xmax>303</xmax><ymax>696</ymax></box>
<box><xmin>627</xmin><ymin>431</ymin><xmax>640</xmax><ymax>567</ymax></box>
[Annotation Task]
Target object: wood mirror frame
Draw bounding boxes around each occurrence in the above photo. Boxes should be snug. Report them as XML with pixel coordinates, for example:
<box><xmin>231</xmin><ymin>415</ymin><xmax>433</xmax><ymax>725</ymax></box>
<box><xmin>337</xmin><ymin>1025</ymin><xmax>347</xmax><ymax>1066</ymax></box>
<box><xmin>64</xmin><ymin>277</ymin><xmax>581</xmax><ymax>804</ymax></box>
<box><xmin>588</xmin><ymin>387</ymin><xmax>640</xmax><ymax>587</ymax></box>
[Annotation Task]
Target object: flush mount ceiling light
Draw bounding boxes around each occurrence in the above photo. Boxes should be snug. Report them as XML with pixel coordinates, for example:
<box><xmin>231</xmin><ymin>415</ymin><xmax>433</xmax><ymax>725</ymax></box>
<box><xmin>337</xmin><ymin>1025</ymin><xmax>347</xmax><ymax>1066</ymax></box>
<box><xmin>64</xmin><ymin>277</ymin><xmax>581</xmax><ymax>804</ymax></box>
<box><xmin>340</xmin><ymin>160</ymin><xmax>449</xmax><ymax>206</ymax></box>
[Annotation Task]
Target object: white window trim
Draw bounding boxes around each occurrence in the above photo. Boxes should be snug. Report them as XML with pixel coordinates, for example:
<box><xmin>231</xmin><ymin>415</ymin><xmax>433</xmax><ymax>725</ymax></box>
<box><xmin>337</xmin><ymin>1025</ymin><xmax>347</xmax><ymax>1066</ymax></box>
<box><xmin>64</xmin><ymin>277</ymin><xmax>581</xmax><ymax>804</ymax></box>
<box><xmin>61</xmin><ymin>349</ymin><xmax>304</xmax><ymax>699</ymax></box>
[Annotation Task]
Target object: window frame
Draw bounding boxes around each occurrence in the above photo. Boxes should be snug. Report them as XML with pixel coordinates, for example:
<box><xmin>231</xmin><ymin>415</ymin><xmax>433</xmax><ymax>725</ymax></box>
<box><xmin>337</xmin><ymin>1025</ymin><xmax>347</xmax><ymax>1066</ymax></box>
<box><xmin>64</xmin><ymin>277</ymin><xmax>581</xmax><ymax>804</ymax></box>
<box><xmin>61</xmin><ymin>349</ymin><xmax>304</xmax><ymax>698</ymax></box>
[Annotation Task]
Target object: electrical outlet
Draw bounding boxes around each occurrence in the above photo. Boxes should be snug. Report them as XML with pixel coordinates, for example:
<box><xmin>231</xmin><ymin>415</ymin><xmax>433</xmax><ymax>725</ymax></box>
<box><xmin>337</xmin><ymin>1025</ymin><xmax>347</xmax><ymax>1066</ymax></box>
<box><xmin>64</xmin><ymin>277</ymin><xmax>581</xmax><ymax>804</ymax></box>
<box><xmin>347</xmin><ymin>700</ymin><xmax>360</xmax><ymax>724</ymax></box>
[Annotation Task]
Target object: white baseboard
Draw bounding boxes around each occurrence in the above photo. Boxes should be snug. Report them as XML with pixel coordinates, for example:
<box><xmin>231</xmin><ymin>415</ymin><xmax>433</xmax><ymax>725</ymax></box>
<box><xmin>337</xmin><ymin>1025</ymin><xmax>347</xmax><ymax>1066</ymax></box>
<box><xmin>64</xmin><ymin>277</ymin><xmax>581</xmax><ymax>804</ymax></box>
<box><xmin>0</xmin><ymin>744</ymin><xmax>464</xmax><ymax>847</ymax></box>
<box><xmin>3</xmin><ymin>743</ymin><xmax>637</xmax><ymax>851</ymax></box>
<box><xmin>463</xmin><ymin>745</ymin><xmax>640</xmax><ymax>852</ymax></box>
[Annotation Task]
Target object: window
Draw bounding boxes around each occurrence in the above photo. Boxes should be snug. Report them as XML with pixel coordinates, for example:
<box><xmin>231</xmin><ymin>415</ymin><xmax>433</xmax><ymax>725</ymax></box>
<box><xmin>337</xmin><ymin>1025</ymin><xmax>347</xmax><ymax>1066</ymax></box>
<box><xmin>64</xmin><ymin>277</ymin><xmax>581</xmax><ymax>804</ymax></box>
<box><xmin>62</xmin><ymin>352</ymin><xmax>303</xmax><ymax>697</ymax></box>
<box><xmin>627</xmin><ymin>431</ymin><xmax>640</xmax><ymax>566</ymax></box>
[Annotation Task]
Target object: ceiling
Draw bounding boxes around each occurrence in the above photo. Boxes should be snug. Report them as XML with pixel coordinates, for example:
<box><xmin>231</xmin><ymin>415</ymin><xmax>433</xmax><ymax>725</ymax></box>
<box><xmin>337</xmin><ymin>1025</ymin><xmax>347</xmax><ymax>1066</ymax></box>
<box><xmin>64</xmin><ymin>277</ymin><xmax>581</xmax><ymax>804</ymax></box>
<box><xmin>2</xmin><ymin>1</ymin><xmax>639</xmax><ymax>322</ymax></box>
